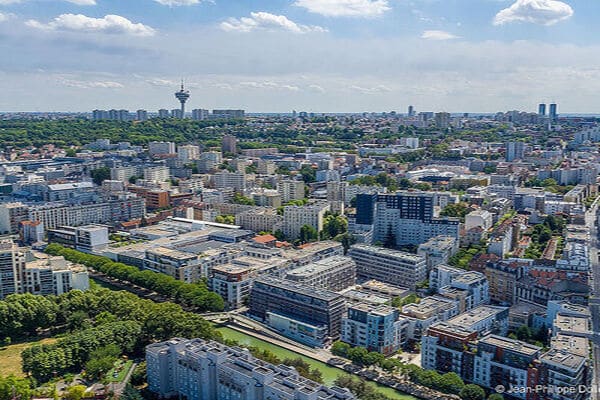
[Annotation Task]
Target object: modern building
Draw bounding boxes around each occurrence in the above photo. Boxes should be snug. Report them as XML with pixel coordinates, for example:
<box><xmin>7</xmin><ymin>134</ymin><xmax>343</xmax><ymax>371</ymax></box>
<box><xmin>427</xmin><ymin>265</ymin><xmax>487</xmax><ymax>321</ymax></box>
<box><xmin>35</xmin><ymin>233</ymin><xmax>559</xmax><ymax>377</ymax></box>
<box><xmin>249</xmin><ymin>276</ymin><xmax>346</xmax><ymax>347</ymax></box>
<box><xmin>146</xmin><ymin>338</ymin><xmax>355</xmax><ymax>400</ymax></box>
<box><xmin>192</xmin><ymin>109</ymin><xmax>209</xmax><ymax>120</ymax></box>
<box><xmin>136</xmin><ymin>109</ymin><xmax>148</xmax><ymax>121</ymax></box>
<box><xmin>348</xmin><ymin>244</ymin><xmax>427</xmax><ymax>290</ymax></box>
<box><xmin>47</xmin><ymin>224</ymin><xmax>109</xmax><ymax>253</ymax></box>
<box><xmin>22</xmin><ymin>254</ymin><xmax>89</xmax><ymax>296</ymax></box>
<box><xmin>212</xmin><ymin>109</ymin><xmax>245</xmax><ymax>119</ymax></box>
<box><xmin>212</xmin><ymin>171</ymin><xmax>246</xmax><ymax>191</ymax></box>
<box><xmin>549</xmin><ymin>103</ymin><xmax>558</xmax><ymax>122</ymax></box>
<box><xmin>538</xmin><ymin>103</ymin><xmax>546</xmax><ymax>116</ymax></box>
<box><xmin>355</xmin><ymin>192</ymin><xmax>460</xmax><ymax>246</ymax></box>
<box><xmin>284</xmin><ymin>255</ymin><xmax>356</xmax><ymax>291</ymax></box>
<box><xmin>341</xmin><ymin>303</ymin><xmax>407</xmax><ymax>355</ymax></box>
<box><xmin>445</xmin><ymin>305</ymin><xmax>509</xmax><ymax>337</ymax></box>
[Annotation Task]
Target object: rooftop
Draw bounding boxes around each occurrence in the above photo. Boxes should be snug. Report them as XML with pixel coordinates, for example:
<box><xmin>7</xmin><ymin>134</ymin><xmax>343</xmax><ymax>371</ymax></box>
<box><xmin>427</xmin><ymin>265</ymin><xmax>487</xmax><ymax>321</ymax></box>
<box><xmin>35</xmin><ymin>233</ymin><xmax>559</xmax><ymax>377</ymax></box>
<box><xmin>479</xmin><ymin>335</ymin><xmax>542</xmax><ymax>356</ymax></box>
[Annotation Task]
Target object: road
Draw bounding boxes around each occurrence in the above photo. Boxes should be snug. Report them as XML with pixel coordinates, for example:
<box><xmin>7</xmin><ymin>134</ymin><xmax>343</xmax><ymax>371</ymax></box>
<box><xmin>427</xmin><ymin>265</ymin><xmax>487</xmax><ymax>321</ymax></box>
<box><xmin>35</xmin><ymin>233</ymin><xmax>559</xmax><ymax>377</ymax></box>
<box><xmin>585</xmin><ymin>198</ymin><xmax>600</xmax><ymax>400</ymax></box>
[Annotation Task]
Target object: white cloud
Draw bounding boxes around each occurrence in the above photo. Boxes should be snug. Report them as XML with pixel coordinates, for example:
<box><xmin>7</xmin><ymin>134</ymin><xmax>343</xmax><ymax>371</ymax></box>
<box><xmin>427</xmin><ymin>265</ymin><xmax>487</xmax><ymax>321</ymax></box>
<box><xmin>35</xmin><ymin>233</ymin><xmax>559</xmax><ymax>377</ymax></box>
<box><xmin>220</xmin><ymin>12</ymin><xmax>327</xmax><ymax>34</ymax></box>
<box><xmin>308</xmin><ymin>84</ymin><xmax>325</xmax><ymax>93</ymax></box>
<box><xmin>421</xmin><ymin>30</ymin><xmax>460</xmax><ymax>40</ymax></box>
<box><xmin>293</xmin><ymin>0</ymin><xmax>390</xmax><ymax>17</ymax></box>
<box><xmin>494</xmin><ymin>0</ymin><xmax>573</xmax><ymax>26</ymax></box>
<box><xmin>0</xmin><ymin>12</ymin><xmax>15</xmax><ymax>22</ymax></box>
<box><xmin>66</xmin><ymin>0</ymin><xmax>97</xmax><ymax>5</ymax></box>
<box><xmin>349</xmin><ymin>84</ymin><xmax>392</xmax><ymax>94</ymax></box>
<box><xmin>239</xmin><ymin>81</ymin><xmax>300</xmax><ymax>91</ymax></box>
<box><xmin>146</xmin><ymin>78</ymin><xmax>177</xmax><ymax>87</ymax></box>
<box><xmin>58</xmin><ymin>78</ymin><xmax>123</xmax><ymax>89</ymax></box>
<box><xmin>0</xmin><ymin>0</ymin><xmax>96</xmax><ymax>4</ymax></box>
<box><xmin>154</xmin><ymin>0</ymin><xmax>202</xmax><ymax>5</ymax></box>
<box><xmin>26</xmin><ymin>14</ymin><xmax>156</xmax><ymax>36</ymax></box>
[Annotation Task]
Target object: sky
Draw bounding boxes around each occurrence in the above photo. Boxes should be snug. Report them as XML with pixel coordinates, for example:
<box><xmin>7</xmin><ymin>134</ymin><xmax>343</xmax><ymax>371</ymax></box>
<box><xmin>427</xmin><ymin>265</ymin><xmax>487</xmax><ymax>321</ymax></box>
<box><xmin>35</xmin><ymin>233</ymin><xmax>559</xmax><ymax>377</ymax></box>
<box><xmin>0</xmin><ymin>0</ymin><xmax>597</xmax><ymax>113</ymax></box>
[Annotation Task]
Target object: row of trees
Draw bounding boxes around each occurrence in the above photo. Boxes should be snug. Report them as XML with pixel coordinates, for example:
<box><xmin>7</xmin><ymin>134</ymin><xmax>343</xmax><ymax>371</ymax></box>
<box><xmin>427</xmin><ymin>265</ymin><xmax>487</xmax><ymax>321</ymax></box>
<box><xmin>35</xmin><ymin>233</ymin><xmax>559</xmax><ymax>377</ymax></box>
<box><xmin>45</xmin><ymin>244</ymin><xmax>224</xmax><ymax>312</ymax></box>
<box><xmin>22</xmin><ymin>321</ymin><xmax>141</xmax><ymax>381</ymax></box>
<box><xmin>331</xmin><ymin>341</ymin><xmax>491</xmax><ymax>399</ymax></box>
<box><xmin>4</xmin><ymin>287</ymin><xmax>221</xmax><ymax>382</ymax></box>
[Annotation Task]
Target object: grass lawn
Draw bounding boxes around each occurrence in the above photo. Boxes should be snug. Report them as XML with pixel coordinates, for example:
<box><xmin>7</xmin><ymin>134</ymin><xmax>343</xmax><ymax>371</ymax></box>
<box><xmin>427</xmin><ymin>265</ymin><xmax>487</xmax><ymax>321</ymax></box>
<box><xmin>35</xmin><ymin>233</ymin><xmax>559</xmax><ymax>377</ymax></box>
<box><xmin>0</xmin><ymin>338</ymin><xmax>58</xmax><ymax>377</ymax></box>
<box><xmin>90</xmin><ymin>277</ymin><xmax>123</xmax><ymax>292</ymax></box>
<box><xmin>105</xmin><ymin>360</ymin><xmax>133</xmax><ymax>383</ymax></box>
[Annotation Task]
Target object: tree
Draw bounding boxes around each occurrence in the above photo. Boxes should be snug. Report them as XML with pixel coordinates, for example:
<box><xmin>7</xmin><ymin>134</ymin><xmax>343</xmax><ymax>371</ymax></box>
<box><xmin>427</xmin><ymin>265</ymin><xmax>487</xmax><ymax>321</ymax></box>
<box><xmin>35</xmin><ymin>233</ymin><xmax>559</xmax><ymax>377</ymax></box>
<box><xmin>331</xmin><ymin>341</ymin><xmax>351</xmax><ymax>357</ymax></box>
<box><xmin>516</xmin><ymin>325</ymin><xmax>532</xmax><ymax>341</ymax></box>
<box><xmin>91</xmin><ymin>167</ymin><xmax>111</xmax><ymax>186</ymax></box>
<box><xmin>64</xmin><ymin>385</ymin><xmax>87</xmax><ymax>400</ymax></box>
<box><xmin>121</xmin><ymin>385</ymin><xmax>144</xmax><ymax>400</ymax></box>
<box><xmin>0</xmin><ymin>375</ymin><xmax>31</xmax><ymax>400</ymax></box>
<box><xmin>130</xmin><ymin>362</ymin><xmax>146</xmax><ymax>386</ymax></box>
<box><xmin>299</xmin><ymin>165</ymin><xmax>316</xmax><ymax>183</ymax></box>
<box><xmin>488</xmin><ymin>394</ymin><xmax>504</xmax><ymax>400</ymax></box>
<box><xmin>440</xmin><ymin>202</ymin><xmax>470</xmax><ymax>221</ymax></box>
<box><xmin>299</xmin><ymin>225</ymin><xmax>318</xmax><ymax>243</ymax></box>
<box><xmin>85</xmin><ymin>345</ymin><xmax>121</xmax><ymax>380</ymax></box>
<box><xmin>460</xmin><ymin>384</ymin><xmax>486</xmax><ymax>400</ymax></box>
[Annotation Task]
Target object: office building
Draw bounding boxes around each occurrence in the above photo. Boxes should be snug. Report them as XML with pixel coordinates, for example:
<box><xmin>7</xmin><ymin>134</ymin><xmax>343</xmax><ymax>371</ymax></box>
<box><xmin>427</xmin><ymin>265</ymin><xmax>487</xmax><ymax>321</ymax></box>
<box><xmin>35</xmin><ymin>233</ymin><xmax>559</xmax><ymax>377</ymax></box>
<box><xmin>284</xmin><ymin>256</ymin><xmax>356</xmax><ymax>291</ymax></box>
<box><xmin>47</xmin><ymin>224</ymin><xmax>109</xmax><ymax>253</ymax></box>
<box><xmin>341</xmin><ymin>303</ymin><xmax>407</xmax><ymax>355</ymax></box>
<box><xmin>505</xmin><ymin>141</ymin><xmax>525</xmax><ymax>162</ymax></box>
<box><xmin>158</xmin><ymin>109</ymin><xmax>170</xmax><ymax>118</ymax></box>
<box><xmin>538</xmin><ymin>103</ymin><xmax>546</xmax><ymax>116</ymax></box>
<box><xmin>348</xmin><ymin>244</ymin><xmax>426</xmax><ymax>290</ymax></box>
<box><xmin>222</xmin><ymin>134</ymin><xmax>237</xmax><ymax>154</ymax></box>
<box><xmin>408</xmin><ymin>105</ymin><xmax>415</xmax><ymax>117</ymax></box>
<box><xmin>146</xmin><ymin>338</ymin><xmax>355</xmax><ymax>400</ymax></box>
<box><xmin>249</xmin><ymin>276</ymin><xmax>346</xmax><ymax>347</ymax></box>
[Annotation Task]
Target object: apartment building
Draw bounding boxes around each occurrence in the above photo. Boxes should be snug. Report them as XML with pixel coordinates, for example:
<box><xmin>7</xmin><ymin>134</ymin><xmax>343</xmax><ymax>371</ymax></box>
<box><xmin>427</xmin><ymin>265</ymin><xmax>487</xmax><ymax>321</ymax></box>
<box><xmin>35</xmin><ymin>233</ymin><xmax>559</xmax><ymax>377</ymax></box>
<box><xmin>355</xmin><ymin>192</ymin><xmax>460</xmax><ymax>246</ymax></box>
<box><xmin>282</xmin><ymin>202</ymin><xmax>330</xmax><ymax>240</ymax></box>
<box><xmin>341</xmin><ymin>303</ymin><xmax>407</xmax><ymax>355</ymax></box>
<box><xmin>278</xmin><ymin>180</ymin><xmax>305</xmax><ymax>203</ymax></box>
<box><xmin>146</xmin><ymin>338</ymin><xmax>355</xmax><ymax>400</ymax></box>
<box><xmin>417</xmin><ymin>235</ymin><xmax>458</xmax><ymax>270</ymax></box>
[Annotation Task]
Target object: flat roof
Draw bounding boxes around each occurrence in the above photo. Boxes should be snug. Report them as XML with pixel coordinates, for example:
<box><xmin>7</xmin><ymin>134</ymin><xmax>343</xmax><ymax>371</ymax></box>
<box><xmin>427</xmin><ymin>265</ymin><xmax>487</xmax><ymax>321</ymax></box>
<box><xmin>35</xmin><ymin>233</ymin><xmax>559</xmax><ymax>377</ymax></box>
<box><xmin>479</xmin><ymin>335</ymin><xmax>541</xmax><ymax>356</ymax></box>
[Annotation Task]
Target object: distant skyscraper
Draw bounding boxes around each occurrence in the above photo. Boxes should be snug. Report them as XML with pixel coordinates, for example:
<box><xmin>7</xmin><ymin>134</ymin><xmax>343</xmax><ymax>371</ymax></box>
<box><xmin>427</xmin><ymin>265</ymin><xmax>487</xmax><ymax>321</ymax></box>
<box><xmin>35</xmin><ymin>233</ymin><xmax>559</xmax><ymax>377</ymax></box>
<box><xmin>171</xmin><ymin>109</ymin><xmax>183</xmax><ymax>119</ymax></box>
<box><xmin>435</xmin><ymin>112</ymin><xmax>451</xmax><ymax>129</ymax></box>
<box><xmin>174</xmin><ymin>81</ymin><xmax>190</xmax><ymax>119</ymax></box>
<box><xmin>538</xmin><ymin>103</ymin><xmax>546</xmax><ymax>116</ymax></box>
<box><xmin>408</xmin><ymin>105</ymin><xmax>415</xmax><ymax>117</ymax></box>
<box><xmin>191</xmin><ymin>109</ymin><xmax>209</xmax><ymax>120</ymax></box>
<box><xmin>136</xmin><ymin>109</ymin><xmax>148</xmax><ymax>121</ymax></box>
<box><xmin>549</xmin><ymin>103</ymin><xmax>558</xmax><ymax>121</ymax></box>
<box><xmin>158</xmin><ymin>109</ymin><xmax>169</xmax><ymax>118</ymax></box>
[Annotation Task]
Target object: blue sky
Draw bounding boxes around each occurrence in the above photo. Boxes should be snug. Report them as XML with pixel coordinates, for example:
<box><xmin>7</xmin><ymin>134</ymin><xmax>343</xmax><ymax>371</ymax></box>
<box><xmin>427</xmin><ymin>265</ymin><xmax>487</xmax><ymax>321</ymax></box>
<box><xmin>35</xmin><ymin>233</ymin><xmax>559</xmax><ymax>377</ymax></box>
<box><xmin>0</xmin><ymin>0</ymin><xmax>596</xmax><ymax>113</ymax></box>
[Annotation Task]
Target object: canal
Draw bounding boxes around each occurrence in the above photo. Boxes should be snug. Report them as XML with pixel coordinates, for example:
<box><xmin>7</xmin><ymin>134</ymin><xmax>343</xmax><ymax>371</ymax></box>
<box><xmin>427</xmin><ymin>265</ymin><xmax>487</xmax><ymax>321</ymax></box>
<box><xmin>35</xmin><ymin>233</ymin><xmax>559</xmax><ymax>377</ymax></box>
<box><xmin>216</xmin><ymin>326</ymin><xmax>417</xmax><ymax>400</ymax></box>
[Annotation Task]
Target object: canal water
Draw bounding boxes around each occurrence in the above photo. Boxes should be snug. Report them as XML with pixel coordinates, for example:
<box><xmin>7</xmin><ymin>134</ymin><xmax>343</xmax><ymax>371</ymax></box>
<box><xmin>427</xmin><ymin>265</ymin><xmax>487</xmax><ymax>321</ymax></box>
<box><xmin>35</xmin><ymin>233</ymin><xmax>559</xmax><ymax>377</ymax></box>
<box><xmin>216</xmin><ymin>326</ymin><xmax>416</xmax><ymax>400</ymax></box>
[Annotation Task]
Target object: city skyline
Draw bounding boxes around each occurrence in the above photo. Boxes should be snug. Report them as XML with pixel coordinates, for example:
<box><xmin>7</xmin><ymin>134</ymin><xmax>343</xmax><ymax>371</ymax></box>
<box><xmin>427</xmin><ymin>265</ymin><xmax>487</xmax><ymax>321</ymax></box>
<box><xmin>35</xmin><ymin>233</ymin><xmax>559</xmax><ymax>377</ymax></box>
<box><xmin>0</xmin><ymin>0</ymin><xmax>597</xmax><ymax>113</ymax></box>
